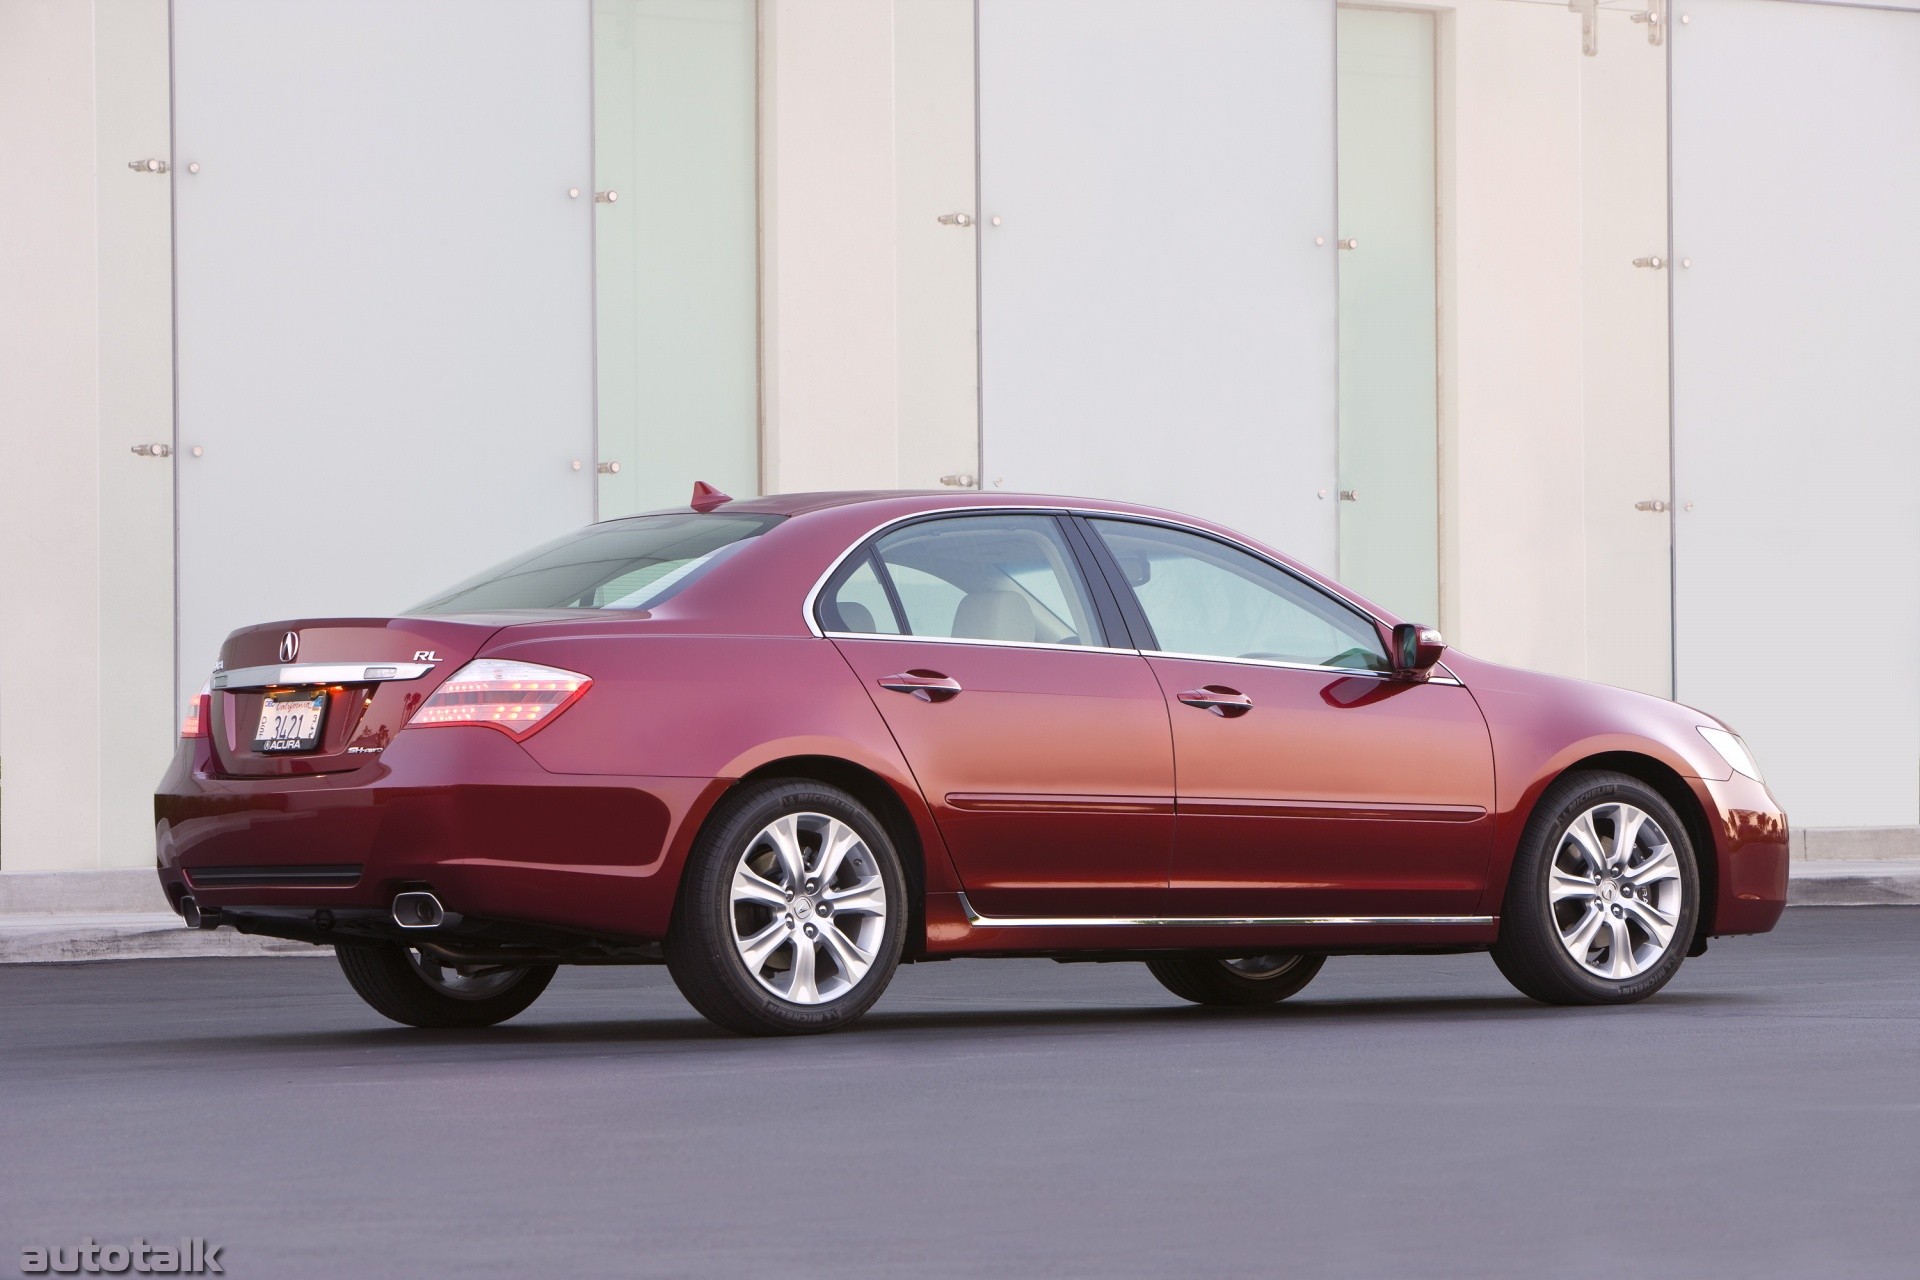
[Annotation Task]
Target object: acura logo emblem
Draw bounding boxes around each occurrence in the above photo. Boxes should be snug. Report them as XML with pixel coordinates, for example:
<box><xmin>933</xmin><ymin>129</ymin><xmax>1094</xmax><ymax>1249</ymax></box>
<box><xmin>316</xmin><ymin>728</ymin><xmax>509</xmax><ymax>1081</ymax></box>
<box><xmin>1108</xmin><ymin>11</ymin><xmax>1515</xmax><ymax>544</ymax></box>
<box><xmin>279</xmin><ymin>631</ymin><xmax>300</xmax><ymax>663</ymax></box>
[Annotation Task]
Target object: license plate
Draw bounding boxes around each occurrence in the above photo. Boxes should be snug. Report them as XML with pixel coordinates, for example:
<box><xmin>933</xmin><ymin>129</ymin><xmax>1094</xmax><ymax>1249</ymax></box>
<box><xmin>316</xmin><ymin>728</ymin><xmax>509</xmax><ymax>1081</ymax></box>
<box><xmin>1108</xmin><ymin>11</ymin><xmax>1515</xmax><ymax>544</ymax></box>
<box><xmin>254</xmin><ymin>688</ymin><xmax>328</xmax><ymax>753</ymax></box>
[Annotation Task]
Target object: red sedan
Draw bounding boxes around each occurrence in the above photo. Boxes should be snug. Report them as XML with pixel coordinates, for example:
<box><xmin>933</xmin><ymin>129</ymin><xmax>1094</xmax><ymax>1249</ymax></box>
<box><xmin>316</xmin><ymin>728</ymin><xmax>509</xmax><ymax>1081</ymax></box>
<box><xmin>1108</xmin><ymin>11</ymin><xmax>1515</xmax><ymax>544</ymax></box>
<box><xmin>155</xmin><ymin>487</ymin><xmax>1788</xmax><ymax>1034</ymax></box>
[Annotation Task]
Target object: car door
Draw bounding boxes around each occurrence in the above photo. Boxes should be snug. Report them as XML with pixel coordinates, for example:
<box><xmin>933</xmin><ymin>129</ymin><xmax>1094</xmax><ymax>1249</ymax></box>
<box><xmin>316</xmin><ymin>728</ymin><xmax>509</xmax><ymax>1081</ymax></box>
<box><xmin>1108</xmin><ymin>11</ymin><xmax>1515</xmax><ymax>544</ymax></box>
<box><xmin>1082</xmin><ymin>517</ymin><xmax>1495</xmax><ymax>919</ymax></box>
<box><xmin>821</xmin><ymin>512</ymin><xmax>1175</xmax><ymax>916</ymax></box>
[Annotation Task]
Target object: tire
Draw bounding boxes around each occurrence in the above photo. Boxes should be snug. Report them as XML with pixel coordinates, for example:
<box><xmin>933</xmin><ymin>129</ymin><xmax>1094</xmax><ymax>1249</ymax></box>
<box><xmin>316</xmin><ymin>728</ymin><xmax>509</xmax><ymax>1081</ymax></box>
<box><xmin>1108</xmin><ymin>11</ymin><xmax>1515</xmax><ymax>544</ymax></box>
<box><xmin>1146</xmin><ymin>953</ymin><xmax>1326</xmax><ymax>1006</ymax></box>
<box><xmin>1492</xmin><ymin>770</ymin><xmax>1701</xmax><ymax>1005</ymax></box>
<box><xmin>334</xmin><ymin>942</ymin><xmax>556</xmax><ymax>1029</ymax></box>
<box><xmin>666</xmin><ymin>779</ymin><xmax>908</xmax><ymax>1036</ymax></box>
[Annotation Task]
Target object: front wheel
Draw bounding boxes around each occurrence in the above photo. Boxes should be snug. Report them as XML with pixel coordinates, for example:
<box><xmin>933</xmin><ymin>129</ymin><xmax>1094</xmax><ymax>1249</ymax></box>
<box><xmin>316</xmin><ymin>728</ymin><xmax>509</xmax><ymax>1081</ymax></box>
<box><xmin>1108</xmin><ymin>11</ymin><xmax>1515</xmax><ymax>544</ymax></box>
<box><xmin>1146</xmin><ymin>953</ymin><xmax>1326</xmax><ymax>1006</ymax></box>
<box><xmin>334</xmin><ymin>943</ymin><xmax>556</xmax><ymax>1028</ymax></box>
<box><xmin>666</xmin><ymin>780</ymin><xmax>908</xmax><ymax>1035</ymax></box>
<box><xmin>1492</xmin><ymin>770</ymin><xmax>1700</xmax><ymax>1005</ymax></box>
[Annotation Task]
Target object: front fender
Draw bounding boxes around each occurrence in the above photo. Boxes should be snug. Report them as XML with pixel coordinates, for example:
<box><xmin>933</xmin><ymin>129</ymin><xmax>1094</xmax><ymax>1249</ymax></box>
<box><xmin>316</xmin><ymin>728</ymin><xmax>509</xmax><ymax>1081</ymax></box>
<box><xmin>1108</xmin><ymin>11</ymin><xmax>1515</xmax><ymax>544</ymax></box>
<box><xmin>1454</xmin><ymin>655</ymin><xmax>1739</xmax><ymax>917</ymax></box>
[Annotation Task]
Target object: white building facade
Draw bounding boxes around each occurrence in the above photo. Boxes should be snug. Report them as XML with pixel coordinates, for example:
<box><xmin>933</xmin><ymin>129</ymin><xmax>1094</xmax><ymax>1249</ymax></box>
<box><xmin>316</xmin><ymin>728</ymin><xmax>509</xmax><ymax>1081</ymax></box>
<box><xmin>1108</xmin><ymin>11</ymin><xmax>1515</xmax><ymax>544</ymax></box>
<box><xmin>3</xmin><ymin>0</ymin><xmax>1917</xmax><ymax>895</ymax></box>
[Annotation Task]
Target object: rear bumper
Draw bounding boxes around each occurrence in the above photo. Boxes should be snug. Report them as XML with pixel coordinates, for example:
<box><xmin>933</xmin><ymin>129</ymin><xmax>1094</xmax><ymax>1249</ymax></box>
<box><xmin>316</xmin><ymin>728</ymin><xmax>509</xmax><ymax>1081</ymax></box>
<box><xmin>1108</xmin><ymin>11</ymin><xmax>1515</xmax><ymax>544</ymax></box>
<box><xmin>1694</xmin><ymin>770</ymin><xmax>1790</xmax><ymax>937</ymax></box>
<box><xmin>155</xmin><ymin>727</ymin><xmax>726</xmax><ymax>944</ymax></box>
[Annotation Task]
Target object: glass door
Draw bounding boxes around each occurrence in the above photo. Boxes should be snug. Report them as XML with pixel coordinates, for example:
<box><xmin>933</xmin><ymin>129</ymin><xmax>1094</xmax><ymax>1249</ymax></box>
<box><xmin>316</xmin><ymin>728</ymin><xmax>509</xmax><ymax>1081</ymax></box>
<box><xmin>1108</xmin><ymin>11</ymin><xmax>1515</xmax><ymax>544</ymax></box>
<box><xmin>1335</xmin><ymin>5</ymin><xmax>1439</xmax><ymax>624</ymax></box>
<box><xmin>592</xmin><ymin>0</ymin><xmax>760</xmax><ymax>517</ymax></box>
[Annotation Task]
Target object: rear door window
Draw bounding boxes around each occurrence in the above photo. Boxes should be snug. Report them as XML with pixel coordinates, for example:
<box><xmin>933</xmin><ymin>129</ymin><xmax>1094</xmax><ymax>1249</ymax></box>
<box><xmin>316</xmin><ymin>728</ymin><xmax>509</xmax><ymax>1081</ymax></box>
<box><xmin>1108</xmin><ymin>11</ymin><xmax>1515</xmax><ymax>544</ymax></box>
<box><xmin>820</xmin><ymin>514</ymin><xmax>1105</xmax><ymax>647</ymax></box>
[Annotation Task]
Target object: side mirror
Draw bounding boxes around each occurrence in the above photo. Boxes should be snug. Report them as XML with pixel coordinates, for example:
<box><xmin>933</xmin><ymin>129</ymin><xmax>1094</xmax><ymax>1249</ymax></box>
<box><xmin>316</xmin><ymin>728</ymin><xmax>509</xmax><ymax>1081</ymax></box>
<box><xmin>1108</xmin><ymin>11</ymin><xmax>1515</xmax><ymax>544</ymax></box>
<box><xmin>1392</xmin><ymin>623</ymin><xmax>1447</xmax><ymax>678</ymax></box>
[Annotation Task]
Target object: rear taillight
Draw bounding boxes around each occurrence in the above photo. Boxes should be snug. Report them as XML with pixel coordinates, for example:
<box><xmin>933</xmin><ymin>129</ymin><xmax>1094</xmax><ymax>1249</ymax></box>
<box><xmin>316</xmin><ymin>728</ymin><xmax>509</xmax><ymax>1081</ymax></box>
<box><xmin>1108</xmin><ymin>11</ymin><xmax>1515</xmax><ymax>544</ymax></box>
<box><xmin>181</xmin><ymin>684</ymin><xmax>212</xmax><ymax>739</ymax></box>
<box><xmin>406</xmin><ymin>660</ymin><xmax>591</xmax><ymax>741</ymax></box>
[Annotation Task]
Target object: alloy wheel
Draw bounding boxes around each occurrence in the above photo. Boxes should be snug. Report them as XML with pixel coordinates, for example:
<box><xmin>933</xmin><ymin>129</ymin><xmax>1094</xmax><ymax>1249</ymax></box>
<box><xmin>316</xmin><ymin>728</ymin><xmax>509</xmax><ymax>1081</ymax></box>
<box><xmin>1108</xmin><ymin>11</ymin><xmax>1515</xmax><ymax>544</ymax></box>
<box><xmin>1549</xmin><ymin>802</ymin><xmax>1686</xmax><ymax>979</ymax></box>
<box><xmin>729</xmin><ymin>812</ymin><xmax>889</xmax><ymax>1005</ymax></box>
<box><xmin>405</xmin><ymin>948</ymin><xmax>529</xmax><ymax>1000</ymax></box>
<box><xmin>1220</xmin><ymin>955</ymin><xmax>1305</xmax><ymax>980</ymax></box>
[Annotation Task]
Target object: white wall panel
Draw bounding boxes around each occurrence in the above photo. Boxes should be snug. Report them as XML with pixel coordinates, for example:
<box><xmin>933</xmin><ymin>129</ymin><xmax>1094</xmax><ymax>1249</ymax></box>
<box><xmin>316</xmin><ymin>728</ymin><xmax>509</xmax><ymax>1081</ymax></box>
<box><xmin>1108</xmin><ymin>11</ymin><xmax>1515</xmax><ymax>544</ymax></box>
<box><xmin>894</xmin><ymin>0</ymin><xmax>981</xmax><ymax>491</ymax></box>
<box><xmin>1672</xmin><ymin>0</ymin><xmax>1920</xmax><ymax>827</ymax></box>
<box><xmin>758</xmin><ymin>0</ymin><xmax>899</xmax><ymax>494</ymax></box>
<box><xmin>978</xmin><ymin>0</ymin><xmax>1338</xmax><ymax>568</ymax></box>
<box><xmin>0</xmin><ymin>1</ymin><xmax>102</xmax><ymax>870</ymax></box>
<box><xmin>96</xmin><ymin>0</ymin><xmax>178</xmax><ymax>865</ymax></box>
<box><xmin>171</xmin><ymin>0</ymin><xmax>595</xmax><ymax>693</ymax></box>
<box><xmin>1579</xmin><ymin>6</ymin><xmax>1672</xmax><ymax>700</ymax></box>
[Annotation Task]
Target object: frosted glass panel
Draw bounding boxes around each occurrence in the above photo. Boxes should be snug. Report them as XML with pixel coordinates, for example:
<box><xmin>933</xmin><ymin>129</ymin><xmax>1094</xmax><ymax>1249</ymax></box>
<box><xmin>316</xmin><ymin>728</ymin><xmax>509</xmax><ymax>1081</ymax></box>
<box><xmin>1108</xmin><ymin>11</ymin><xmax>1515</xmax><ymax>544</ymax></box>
<box><xmin>593</xmin><ymin>0</ymin><xmax>759</xmax><ymax>517</ymax></box>
<box><xmin>1335</xmin><ymin>6</ymin><xmax>1437</xmax><ymax>623</ymax></box>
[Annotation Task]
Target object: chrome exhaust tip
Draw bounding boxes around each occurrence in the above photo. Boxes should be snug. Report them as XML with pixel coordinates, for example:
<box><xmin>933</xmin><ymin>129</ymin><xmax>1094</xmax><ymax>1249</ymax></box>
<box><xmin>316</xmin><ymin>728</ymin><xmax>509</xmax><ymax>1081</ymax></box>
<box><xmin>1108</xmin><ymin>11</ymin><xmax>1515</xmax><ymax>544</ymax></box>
<box><xmin>392</xmin><ymin>891</ymin><xmax>447</xmax><ymax>930</ymax></box>
<box><xmin>179</xmin><ymin>895</ymin><xmax>219</xmax><ymax>930</ymax></box>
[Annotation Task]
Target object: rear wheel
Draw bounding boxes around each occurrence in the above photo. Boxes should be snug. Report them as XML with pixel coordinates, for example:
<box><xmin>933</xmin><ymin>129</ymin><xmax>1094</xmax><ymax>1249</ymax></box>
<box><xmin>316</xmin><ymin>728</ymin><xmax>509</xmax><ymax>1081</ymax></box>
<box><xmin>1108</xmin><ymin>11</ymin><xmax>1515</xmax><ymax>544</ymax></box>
<box><xmin>666</xmin><ymin>779</ymin><xmax>908</xmax><ymax>1035</ymax></box>
<box><xmin>1146</xmin><ymin>953</ymin><xmax>1326</xmax><ymax>1006</ymax></box>
<box><xmin>1492</xmin><ymin>770</ymin><xmax>1699</xmax><ymax>1005</ymax></box>
<box><xmin>334</xmin><ymin>943</ymin><xmax>555</xmax><ymax>1028</ymax></box>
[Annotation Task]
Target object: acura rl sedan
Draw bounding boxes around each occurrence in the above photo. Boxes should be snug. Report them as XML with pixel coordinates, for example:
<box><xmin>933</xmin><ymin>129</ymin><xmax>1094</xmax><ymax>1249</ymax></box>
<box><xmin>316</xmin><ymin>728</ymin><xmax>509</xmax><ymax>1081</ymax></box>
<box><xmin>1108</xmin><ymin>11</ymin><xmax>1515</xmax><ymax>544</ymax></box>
<box><xmin>156</xmin><ymin>486</ymin><xmax>1788</xmax><ymax>1035</ymax></box>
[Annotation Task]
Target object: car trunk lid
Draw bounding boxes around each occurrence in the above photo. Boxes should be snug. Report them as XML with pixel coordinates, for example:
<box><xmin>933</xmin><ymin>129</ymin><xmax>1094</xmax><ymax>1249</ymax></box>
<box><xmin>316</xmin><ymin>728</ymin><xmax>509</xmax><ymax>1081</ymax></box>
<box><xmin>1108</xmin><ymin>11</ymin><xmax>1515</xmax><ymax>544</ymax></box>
<box><xmin>205</xmin><ymin>617</ymin><xmax>508</xmax><ymax>777</ymax></box>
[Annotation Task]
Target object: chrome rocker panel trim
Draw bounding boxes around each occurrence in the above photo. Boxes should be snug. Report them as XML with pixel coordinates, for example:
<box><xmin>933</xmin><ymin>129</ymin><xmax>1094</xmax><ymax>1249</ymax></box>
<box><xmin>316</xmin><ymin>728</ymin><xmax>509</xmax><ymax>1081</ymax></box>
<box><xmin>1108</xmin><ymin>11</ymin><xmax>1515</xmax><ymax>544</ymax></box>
<box><xmin>957</xmin><ymin>893</ymin><xmax>1494</xmax><ymax>930</ymax></box>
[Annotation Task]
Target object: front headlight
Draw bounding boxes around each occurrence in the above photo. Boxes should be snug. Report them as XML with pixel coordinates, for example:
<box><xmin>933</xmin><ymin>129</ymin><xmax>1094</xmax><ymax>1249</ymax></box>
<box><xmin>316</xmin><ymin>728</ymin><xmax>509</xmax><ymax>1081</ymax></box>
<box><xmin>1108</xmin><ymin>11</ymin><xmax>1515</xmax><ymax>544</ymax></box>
<box><xmin>1698</xmin><ymin>726</ymin><xmax>1763</xmax><ymax>782</ymax></box>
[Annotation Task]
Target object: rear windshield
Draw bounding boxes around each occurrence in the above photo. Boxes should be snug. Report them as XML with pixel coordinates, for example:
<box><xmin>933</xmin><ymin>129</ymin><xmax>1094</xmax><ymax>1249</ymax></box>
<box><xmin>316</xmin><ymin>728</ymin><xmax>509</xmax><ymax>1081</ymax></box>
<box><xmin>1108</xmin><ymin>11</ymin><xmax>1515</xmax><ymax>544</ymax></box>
<box><xmin>410</xmin><ymin>513</ymin><xmax>782</xmax><ymax>614</ymax></box>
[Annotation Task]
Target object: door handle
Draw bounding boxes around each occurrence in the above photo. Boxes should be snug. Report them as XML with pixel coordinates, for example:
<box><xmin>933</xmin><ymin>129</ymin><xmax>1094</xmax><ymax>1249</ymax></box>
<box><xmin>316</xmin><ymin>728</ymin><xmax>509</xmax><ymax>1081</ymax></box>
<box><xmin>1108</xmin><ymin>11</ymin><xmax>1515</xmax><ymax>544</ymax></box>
<box><xmin>1178</xmin><ymin>686</ymin><xmax>1253</xmax><ymax>717</ymax></box>
<box><xmin>878</xmin><ymin>671</ymin><xmax>963</xmax><ymax>703</ymax></box>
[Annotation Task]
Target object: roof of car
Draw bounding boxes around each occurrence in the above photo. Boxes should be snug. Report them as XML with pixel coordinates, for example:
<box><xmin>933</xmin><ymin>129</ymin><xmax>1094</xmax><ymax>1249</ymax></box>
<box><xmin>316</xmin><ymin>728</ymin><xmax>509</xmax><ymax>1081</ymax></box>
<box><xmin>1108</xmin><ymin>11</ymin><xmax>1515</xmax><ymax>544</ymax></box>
<box><xmin>580</xmin><ymin>486</ymin><xmax>1411</xmax><ymax>631</ymax></box>
<box><xmin>643</xmin><ymin>488</ymin><xmax>1167</xmax><ymax>518</ymax></box>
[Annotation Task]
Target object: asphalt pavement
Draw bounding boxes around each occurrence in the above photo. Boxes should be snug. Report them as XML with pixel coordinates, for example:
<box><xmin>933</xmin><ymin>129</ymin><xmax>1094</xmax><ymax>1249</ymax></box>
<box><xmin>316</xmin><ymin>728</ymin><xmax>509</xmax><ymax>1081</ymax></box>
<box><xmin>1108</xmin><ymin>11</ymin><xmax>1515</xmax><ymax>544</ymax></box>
<box><xmin>2</xmin><ymin>907</ymin><xmax>1916</xmax><ymax>1279</ymax></box>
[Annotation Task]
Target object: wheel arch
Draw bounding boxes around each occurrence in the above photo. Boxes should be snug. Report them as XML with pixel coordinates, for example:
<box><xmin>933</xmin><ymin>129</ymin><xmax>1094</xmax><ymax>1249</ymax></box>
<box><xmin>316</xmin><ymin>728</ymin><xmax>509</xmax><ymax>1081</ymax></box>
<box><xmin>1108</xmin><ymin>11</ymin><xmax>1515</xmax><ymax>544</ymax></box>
<box><xmin>1527</xmin><ymin>751</ymin><xmax>1719</xmax><ymax>947</ymax></box>
<box><xmin>710</xmin><ymin>755</ymin><xmax>938</xmax><ymax>958</ymax></box>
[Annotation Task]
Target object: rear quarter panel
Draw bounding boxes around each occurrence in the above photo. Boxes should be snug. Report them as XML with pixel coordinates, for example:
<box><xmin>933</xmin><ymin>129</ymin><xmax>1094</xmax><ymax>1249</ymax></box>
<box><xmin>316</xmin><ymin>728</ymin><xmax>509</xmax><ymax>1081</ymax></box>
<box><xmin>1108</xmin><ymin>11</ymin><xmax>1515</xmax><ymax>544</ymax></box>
<box><xmin>485</xmin><ymin>631</ymin><xmax>963</xmax><ymax>898</ymax></box>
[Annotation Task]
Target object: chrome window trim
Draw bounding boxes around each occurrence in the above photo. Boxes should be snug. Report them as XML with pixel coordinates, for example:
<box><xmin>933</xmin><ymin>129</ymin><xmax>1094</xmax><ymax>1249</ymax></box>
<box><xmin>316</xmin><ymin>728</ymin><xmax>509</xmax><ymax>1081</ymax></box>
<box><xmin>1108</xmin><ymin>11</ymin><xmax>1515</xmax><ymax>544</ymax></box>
<box><xmin>958</xmin><ymin>893</ymin><xmax>1492</xmax><ymax>930</ymax></box>
<box><xmin>1147</xmin><ymin>649</ymin><xmax>1464</xmax><ymax>687</ymax></box>
<box><xmin>801</xmin><ymin>504</ymin><xmax>1080</xmax><ymax>641</ymax></box>
<box><xmin>1077</xmin><ymin>511</ymin><xmax>1394</xmax><ymax>655</ymax></box>
<box><xmin>821</xmin><ymin>631</ymin><xmax>1140</xmax><ymax>658</ymax></box>
<box><xmin>1146</xmin><ymin>649</ymin><xmax>1396</xmax><ymax>681</ymax></box>
<box><xmin>800</xmin><ymin>504</ymin><xmax>1467</xmax><ymax>687</ymax></box>
<box><xmin>211</xmin><ymin>661</ymin><xmax>436</xmax><ymax>691</ymax></box>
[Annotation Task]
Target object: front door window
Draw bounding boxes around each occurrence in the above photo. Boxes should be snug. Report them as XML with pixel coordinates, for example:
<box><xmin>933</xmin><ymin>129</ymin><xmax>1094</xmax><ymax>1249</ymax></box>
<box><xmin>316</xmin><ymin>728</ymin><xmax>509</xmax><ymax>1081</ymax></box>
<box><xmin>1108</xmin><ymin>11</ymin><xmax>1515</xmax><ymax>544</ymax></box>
<box><xmin>1087</xmin><ymin>519</ymin><xmax>1387</xmax><ymax>670</ymax></box>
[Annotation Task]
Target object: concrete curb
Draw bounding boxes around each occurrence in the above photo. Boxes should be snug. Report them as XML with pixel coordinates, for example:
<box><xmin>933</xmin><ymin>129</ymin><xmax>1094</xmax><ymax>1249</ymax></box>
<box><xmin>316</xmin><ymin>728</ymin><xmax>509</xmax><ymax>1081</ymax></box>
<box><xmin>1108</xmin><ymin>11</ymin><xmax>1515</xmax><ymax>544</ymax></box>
<box><xmin>3</xmin><ymin>863</ymin><xmax>1915</xmax><ymax>963</ymax></box>
<box><xmin>0</xmin><ymin>913</ymin><xmax>329</xmax><ymax>963</ymax></box>
<box><xmin>1786</xmin><ymin>861</ymin><xmax>1920</xmax><ymax>907</ymax></box>
<box><xmin>0</xmin><ymin>869</ymin><xmax>171</xmax><ymax>914</ymax></box>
